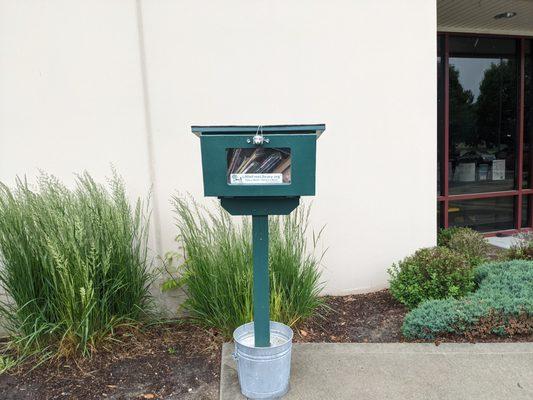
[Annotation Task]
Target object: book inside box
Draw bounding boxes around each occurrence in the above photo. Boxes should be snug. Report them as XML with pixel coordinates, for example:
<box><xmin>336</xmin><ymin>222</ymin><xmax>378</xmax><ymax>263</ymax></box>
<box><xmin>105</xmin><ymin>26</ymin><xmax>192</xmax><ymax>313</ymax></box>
<box><xmin>226</xmin><ymin>147</ymin><xmax>291</xmax><ymax>185</ymax></box>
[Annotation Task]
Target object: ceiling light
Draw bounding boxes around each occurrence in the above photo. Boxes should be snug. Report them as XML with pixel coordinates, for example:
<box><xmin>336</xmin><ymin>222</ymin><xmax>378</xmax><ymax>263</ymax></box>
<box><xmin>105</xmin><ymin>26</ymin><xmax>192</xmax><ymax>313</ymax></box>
<box><xmin>494</xmin><ymin>12</ymin><xmax>517</xmax><ymax>19</ymax></box>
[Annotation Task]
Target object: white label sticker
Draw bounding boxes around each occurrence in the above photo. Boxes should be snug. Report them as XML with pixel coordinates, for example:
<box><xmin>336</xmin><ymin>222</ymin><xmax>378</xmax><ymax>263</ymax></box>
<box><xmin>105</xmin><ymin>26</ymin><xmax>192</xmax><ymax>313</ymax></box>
<box><xmin>230</xmin><ymin>173</ymin><xmax>283</xmax><ymax>185</ymax></box>
<box><xmin>492</xmin><ymin>159</ymin><xmax>506</xmax><ymax>181</ymax></box>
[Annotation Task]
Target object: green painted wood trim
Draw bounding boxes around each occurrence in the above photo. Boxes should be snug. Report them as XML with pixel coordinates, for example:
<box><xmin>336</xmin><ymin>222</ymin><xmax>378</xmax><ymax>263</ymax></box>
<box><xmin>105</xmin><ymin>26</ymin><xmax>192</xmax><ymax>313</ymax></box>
<box><xmin>252</xmin><ymin>215</ymin><xmax>270</xmax><ymax>347</ymax></box>
<box><xmin>192</xmin><ymin>124</ymin><xmax>325</xmax><ymax>136</ymax></box>
<box><xmin>220</xmin><ymin>197</ymin><xmax>299</xmax><ymax>216</ymax></box>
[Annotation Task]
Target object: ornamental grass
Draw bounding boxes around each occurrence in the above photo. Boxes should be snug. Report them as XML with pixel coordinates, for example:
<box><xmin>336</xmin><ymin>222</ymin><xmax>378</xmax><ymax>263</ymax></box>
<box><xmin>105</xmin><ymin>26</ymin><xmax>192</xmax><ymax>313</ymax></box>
<box><xmin>171</xmin><ymin>196</ymin><xmax>324</xmax><ymax>337</ymax></box>
<box><xmin>0</xmin><ymin>172</ymin><xmax>153</xmax><ymax>358</ymax></box>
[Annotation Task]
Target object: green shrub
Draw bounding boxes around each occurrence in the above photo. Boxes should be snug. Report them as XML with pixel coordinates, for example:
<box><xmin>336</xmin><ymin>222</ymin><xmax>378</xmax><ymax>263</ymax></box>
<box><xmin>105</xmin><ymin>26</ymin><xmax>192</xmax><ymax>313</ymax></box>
<box><xmin>171</xmin><ymin>196</ymin><xmax>324</xmax><ymax>337</ymax></box>
<box><xmin>0</xmin><ymin>172</ymin><xmax>153</xmax><ymax>357</ymax></box>
<box><xmin>402</xmin><ymin>260</ymin><xmax>533</xmax><ymax>339</ymax></box>
<box><xmin>438</xmin><ymin>227</ymin><xmax>489</xmax><ymax>266</ymax></box>
<box><xmin>446</xmin><ymin>228</ymin><xmax>489</xmax><ymax>266</ymax></box>
<box><xmin>437</xmin><ymin>227</ymin><xmax>463</xmax><ymax>247</ymax></box>
<box><xmin>388</xmin><ymin>247</ymin><xmax>475</xmax><ymax>309</ymax></box>
<box><xmin>502</xmin><ymin>232</ymin><xmax>533</xmax><ymax>261</ymax></box>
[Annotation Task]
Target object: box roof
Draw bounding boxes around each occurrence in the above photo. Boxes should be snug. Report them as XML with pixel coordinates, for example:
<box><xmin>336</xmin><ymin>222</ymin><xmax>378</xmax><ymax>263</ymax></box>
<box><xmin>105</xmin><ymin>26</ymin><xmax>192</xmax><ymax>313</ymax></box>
<box><xmin>191</xmin><ymin>124</ymin><xmax>325</xmax><ymax>137</ymax></box>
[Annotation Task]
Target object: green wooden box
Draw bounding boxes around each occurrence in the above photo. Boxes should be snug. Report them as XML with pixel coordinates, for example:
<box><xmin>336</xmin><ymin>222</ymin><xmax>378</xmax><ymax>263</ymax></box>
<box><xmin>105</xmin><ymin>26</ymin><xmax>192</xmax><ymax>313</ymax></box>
<box><xmin>192</xmin><ymin>125</ymin><xmax>325</xmax><ymax>198</ymax></box>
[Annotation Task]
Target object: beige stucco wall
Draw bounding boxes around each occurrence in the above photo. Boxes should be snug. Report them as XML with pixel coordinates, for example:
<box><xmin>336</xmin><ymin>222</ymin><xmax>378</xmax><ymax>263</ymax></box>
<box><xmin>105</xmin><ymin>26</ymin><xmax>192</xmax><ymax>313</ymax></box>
<box><xmin>0</xmin><ymin>0</ymin><xmax>437</xmax><ymax>297</ymax></box>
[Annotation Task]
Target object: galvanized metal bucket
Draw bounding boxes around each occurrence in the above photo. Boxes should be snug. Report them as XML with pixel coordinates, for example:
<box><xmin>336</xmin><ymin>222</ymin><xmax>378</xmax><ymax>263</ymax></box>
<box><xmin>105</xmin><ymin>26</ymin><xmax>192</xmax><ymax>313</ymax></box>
<box><xmin>233</xmin><ymin>321</ymin><xmax>293</xmax><ymax>399</ymax></box>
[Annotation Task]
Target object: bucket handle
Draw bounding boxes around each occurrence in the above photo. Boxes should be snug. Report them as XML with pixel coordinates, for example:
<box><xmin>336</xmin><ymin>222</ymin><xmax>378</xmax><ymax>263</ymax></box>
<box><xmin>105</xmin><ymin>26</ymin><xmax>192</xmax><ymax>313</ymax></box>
<box><xmin>232</xmin><ymin>351</ymin><xmax>238</xmax><ymax>361</ymax></box>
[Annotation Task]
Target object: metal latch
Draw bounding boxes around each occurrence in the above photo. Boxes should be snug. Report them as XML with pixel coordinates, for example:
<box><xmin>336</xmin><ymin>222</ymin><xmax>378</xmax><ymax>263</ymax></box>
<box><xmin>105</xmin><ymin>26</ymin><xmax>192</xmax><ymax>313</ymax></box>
<box><xmin>247</xmin><ymin>126</ymin><xmax>269</xmax><ymax>145</ymax></box>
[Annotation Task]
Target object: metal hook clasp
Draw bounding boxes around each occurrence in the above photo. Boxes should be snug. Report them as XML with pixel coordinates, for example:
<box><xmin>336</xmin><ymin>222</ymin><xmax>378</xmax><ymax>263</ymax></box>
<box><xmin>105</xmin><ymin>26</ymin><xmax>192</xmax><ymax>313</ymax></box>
<box><xmin>247</xmin><ymin>125</ymin><xmax>270</xmax><ymax>145</ymax></box>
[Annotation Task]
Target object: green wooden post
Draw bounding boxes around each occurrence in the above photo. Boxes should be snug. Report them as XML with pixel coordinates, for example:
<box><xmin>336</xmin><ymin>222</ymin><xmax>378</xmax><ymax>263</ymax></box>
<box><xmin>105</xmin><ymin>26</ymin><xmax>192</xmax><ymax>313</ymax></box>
<box><xmin>252</xmin><ymin>214</ymin><xmax>270</xmax><ymax>347</ymax></box>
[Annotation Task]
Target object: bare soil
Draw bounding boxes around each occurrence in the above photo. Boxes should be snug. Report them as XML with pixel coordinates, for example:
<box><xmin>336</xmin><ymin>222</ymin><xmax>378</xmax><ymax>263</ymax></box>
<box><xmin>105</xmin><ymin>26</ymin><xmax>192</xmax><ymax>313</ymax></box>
<box><xmin>296</xmin><ymin>289</ymin><xmax>408</xmax><ymax>343</ymax></box>
<box><xmin>1</xmin><ymin>289</ymin><xmax>530</xmax><ymax>399</ymax></box>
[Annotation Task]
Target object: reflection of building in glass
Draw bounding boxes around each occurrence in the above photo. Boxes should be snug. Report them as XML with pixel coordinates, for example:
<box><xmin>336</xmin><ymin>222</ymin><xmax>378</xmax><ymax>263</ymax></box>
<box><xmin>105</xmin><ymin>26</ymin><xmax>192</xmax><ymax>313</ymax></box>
<box><xmin>448</xmin><ymin>38</ymin><xmax>517</xmax><ymax>195</ymax></box>
<box><xmin>438</xmin><ymin>35</ymin><xmax>533</xmax><ymax>233</ymax></box>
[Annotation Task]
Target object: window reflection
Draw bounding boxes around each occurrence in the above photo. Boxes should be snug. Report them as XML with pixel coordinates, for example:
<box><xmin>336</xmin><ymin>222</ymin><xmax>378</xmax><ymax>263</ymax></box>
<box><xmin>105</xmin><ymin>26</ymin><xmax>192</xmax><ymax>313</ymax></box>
<box><xmin>522</xmin><ymin>195</ymin><xmax>530</xmax><ymax>228</ymax></box>
<box><xmin>449</xmin><ymin>197</ymin><xmax>514</xmax><ymax>232</ymax></box>
<box><xmin>449</xmin><ymin>36</ymin><xmax>518</xmax><ymax>195</ymax></box>
<box><xmin>437</xmin><ymin>36</ymin><xmax>444</xmax><ymax>195</ymax></box>
<box><xmin>437</xmin><ymin>202</ymin><xmax>443</xmax><ymax>229</ymax></box>
<box><xmin>525</xmin><ymin>41</ymin><xmax>532</xmax><ymax>188</ymax></box>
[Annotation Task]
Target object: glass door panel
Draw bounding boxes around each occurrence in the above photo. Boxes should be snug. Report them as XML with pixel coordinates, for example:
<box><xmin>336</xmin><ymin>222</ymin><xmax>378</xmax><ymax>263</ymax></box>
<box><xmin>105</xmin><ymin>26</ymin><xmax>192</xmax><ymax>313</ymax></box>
<box><xmin>448</xmin><ymin>36</ymin><xmax>518</xmax><ymax>195</ymax></box>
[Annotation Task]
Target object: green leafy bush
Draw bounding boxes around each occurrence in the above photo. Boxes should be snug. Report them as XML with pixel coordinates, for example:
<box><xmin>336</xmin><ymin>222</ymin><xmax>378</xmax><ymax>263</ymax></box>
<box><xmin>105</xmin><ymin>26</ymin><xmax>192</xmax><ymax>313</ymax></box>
<box><xmin>0</xmin><ymin>172</ymin><xmax>153</xmax><ymax>357</ymax></box>
<box><xmin>446</xmin><ymin>228</ymin><xmax>489</xmax><ymax>266</ymax></box>
<box><xmin>171</xmin><ymin>196</ymin><xmax>324</xmax><ymax>337</ymax></box>
<box><xmin>438</xmin><ymin>227</ymin><xmax>489</xmax><ymax>266</ymax></box>
<box><xmin>402</xmin><ymin>260</ymin><xmax>533</xmax><ymax>339</ymax></box>
<box><xmin>388</xmin><ymin>247</ymin><xmax>475</xmax><ymax>309</ymax></box>
<box><xmin>502</xmin><ymin>232</ymin><xmax>533</xmax><ymax>261</ymax></box>
<box><xmin>437</xmin><ymin>227</ymin><xmax>463</xmax><ymax>247</ymax></box>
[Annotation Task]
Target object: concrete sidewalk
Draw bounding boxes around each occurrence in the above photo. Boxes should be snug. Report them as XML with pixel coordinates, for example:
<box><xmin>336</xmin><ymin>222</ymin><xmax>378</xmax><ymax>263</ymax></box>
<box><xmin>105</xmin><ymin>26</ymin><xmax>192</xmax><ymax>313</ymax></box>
<box><xmin>220</xmin><ymin>342</ymin><xmax>533</xmax><ymax>399</ymax></box>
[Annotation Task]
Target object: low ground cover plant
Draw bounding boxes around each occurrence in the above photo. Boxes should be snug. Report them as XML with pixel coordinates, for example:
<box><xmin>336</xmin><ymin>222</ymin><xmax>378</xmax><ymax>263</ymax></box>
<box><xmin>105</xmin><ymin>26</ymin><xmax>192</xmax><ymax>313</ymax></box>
<box><xmin>438</xmin><ymin>227</ymin><xmax>489</xmax><ymax>266</ymax></box>
<box><xmin>388</xmin><ymin>247</ymin><xmax>474</xmax><ymax>309</ymax></box>
<box><xmin>402</xmin><ymin>260</ymin><xmax>533</xmax><ymax>339</ymax></box>
<box><xmin>0</xmin><ymin>172</ymin><xmax>153</xmax><ymax>358</ymax></box>
<box><xmin>170</xmin><ymin>196</ymin><xmax>324</xmax><ymax>337</ymax></box>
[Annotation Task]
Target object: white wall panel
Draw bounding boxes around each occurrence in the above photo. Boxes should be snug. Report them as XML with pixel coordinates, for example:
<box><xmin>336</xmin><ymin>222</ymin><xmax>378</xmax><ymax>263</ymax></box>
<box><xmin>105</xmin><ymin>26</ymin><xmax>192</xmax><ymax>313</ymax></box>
<box><xmin>0</xmin><ymin>0</ymin><xmax>151</xmax><ymax>200</ymax></box>
<box><xmin>0</xmin><ymin>0</ymin><xmax>437</xmax><ymax>296</ymax></box>
<box><xmin>140</xmin><ymin>0</ymin><xmax>437</xmax><ymax>294</ymax></box>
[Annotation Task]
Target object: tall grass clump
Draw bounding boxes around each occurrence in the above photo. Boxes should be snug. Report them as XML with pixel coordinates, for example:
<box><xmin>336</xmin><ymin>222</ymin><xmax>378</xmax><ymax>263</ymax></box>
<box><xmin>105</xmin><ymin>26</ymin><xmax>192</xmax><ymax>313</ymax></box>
<box><xmin>0</xmin><ymin>172</ymin><xmax>153</xmax><ymax>357</ymax></box>
<box><xmin>172</xmin><ymin>196</ymin><xmax>324</xmax><ymax>337</ymax></box>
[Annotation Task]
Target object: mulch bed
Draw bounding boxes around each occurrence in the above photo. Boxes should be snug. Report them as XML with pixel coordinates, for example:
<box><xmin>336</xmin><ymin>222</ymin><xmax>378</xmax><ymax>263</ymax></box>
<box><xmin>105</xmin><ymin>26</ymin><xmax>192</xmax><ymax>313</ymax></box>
<box><xmin>296</xmin><ymin>289</ymin><xmax>408</xmax><ymax>343</ymax></box>
<box><xmin>0</xmin><ymin>324</ymin><xmax>224</xmax><ymax>400</ymax></box>
<box><xmin>1</xmin><ymin>289</ymin><xmax>531</xmax><ymax>399</ymax></box>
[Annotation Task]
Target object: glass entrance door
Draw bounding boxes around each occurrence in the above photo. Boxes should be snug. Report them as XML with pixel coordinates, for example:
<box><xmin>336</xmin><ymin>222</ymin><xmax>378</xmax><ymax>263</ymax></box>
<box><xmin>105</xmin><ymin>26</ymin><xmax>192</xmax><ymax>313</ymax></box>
<box><xmin>438</xmin><ymin>35</ymin><xmax>533</xmax><ymax>234</ymax></box>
